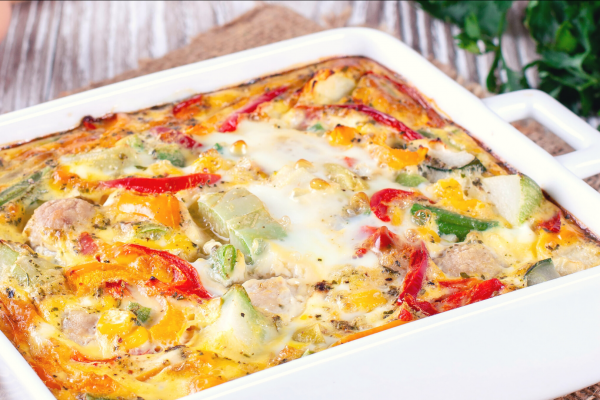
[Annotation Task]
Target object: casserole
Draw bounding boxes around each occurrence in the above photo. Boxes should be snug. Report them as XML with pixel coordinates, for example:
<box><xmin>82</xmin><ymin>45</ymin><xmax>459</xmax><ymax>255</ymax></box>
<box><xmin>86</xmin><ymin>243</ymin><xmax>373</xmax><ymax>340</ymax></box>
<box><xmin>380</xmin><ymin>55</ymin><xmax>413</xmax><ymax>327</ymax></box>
<box><xmin>1</xmin><ymin>28</ymin><xmax>600</xmax><ymax>400</ymax></box>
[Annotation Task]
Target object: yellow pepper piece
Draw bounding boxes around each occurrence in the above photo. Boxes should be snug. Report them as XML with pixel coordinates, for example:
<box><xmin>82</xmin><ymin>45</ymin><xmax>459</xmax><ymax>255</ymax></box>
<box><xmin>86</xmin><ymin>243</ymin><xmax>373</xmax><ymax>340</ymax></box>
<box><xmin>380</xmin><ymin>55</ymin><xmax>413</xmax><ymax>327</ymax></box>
<box><xmin>97</xmin><ymin>309</ymin><xmax>150</xmax><ymax>350</ymax></box>
<box><xmin>370</xmin><ymin>145</ymin><xmax>427</xmax><ymax>170</ymax></box>
<box><xmin>116</xmin><ymin>192</ymin><xmax>181</xmax><ymax>228</ymax></box>
<box><xmin>206</xmin><ymin>90</ymin><xmax>240</xmax><ymax>108</ymax></box>
<box><xmin>122</xmin><ymin>326</ymin><xmax>150</xmax><ymax>350</ymax></box>
<box><xmin>327</xmin><ymin>125</ymin><xmax>357</xmax><ymax>147</ymax></box>
<box><xmin>390</xmin><ymin>207</ymin><xmax>403</xmax><ymax>226</ymax></box>
<box><xmin>433</xmin><ymin>178</ymin><xmax>492</xmax><ymax>219</ymax></box>
<box><xmin>346</xmin><ymin>289</ymin><xmax>387</xmax><ymax>312</ymax></box>
<box><xmin>97</xmin><ymin>309</ymin><xmax>137</xmax><ymax>337</ymax></box>
<box><xmin>150</xmin><ymin>300</ymin><xmax>186</xmax><ymax>345</ymax></box>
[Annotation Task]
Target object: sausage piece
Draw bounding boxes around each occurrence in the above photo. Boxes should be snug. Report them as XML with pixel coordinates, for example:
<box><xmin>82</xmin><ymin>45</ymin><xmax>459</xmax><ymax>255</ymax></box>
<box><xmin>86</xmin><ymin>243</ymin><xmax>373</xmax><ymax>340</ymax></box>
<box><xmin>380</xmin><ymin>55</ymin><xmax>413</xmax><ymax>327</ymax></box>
<box><xmin>62</xmin><ymin>308</ymin><xmax>100</xmax><ymax>346</ymax></box>
<box><xmin>243</xmin><ymin>277</ymin><xmax>305</xmax><ymax>323</ymax></box>
<box><xmin>434</xmin><ymin>243</ymin><xmax>505</xmax><ymax>279</ymax></box>
<box><xmin>24</xmin><ymin>198</ymin><xmax>96</xmax><ymax>251</ymax></box>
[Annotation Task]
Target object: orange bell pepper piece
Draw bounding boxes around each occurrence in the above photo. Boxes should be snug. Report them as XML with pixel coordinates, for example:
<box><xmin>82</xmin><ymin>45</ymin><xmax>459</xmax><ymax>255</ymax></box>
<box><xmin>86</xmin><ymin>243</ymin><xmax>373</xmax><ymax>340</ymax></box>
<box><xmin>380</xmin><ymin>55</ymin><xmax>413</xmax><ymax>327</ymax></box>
<box><xmin>327</xmin><ymin>125</ymin><xmax>357</xmax><ymax>147</ymax></box>
<box><xmin>369</xmin><ymin>145</ymin><xmax>427</xmax><ymax>170</ymax></box>
<box><xmin>67</xmin><ymin>262</ymin><xmax>145</xmax><ymax>296</ymax></box>
<box><xmin>67</xmin><ymin>244</ymin><xmax>211</xmax><ymax>301</ymax></box>
<box><xmin>149</xmin><ymin>298</ymin><xmax>186</xmax><ymax>345</ymax></box>
<box><xmin>116</xmin><ymin>192</ymin><xmax>181</xmax><ymax>228</ymax></box>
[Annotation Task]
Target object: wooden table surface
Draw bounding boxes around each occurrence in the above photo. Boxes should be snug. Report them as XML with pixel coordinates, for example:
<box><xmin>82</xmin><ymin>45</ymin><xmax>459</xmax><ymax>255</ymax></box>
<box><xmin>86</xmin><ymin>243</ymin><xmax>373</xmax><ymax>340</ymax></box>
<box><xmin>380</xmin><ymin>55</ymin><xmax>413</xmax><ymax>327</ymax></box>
<box><xmin>0</xmin><ymin>0</ymin><xmax>543</xmax><ymax>115</ymax></box>
<box><xmin>0</xmin><ymin>2</ymin><xmax>598</xmax><ymax>400</ymax></box>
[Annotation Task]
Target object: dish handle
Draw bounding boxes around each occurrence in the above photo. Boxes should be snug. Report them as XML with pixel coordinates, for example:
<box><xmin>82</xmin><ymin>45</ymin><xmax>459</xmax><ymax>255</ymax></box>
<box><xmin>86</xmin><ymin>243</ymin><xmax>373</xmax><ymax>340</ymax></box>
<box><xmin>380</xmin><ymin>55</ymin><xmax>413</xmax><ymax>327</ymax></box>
<box><xmin>483</xmin><ymin>89</ymin><xmax>600</xmax><ymax>180</ymax></box>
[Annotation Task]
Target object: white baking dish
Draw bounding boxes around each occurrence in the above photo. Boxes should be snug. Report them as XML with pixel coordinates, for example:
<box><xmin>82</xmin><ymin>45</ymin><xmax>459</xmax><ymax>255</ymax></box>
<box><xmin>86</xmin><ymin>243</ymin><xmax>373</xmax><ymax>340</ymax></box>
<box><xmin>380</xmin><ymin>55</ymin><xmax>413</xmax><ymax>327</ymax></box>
<box><xmin>1</xmin><ymin>28</ymin><xmax>600</xmax><ymax>400</ymax></box>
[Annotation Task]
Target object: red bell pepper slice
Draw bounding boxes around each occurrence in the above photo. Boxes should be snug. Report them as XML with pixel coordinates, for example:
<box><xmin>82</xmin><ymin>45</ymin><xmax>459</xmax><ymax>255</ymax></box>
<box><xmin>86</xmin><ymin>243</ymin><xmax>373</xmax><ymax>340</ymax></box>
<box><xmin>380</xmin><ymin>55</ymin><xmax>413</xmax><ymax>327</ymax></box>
<box><xmin>343</xmin><ymin>156</ymin><xmax>357</xmax><ymax>168</ymax></box>
<box><xmin>82</xmin><ymin>114</ymin><xmax>117</xmax><ymax>131</ymax></box>
<box><xmin>101</xmin><ymin>173</ymin><xmax>220</xmax><ymax>194</ymax></box>
<box><xmin>356</xmin><ymin>226</ymin><xmax>419</xmax><ymax>285</ymax></box>
<box><xmin>356</xmin><ymin>225</ymin><xmax>398</xmax><ymax>257</ymax></box>
<box><xmin>79</xmin><ymin>232</ymin><xmax>98</xmax><ymax>256</ymax></box>
<box><xmin>438</xmin><ymin>277</ymin><xmax>478</xmax><ymax>288</ymax></box>
<box><xmin>104</xmin><ymin>280</ymin><xmax>130</xmax><ymax>299</ymax></box>
<box><xmin>151</xmin><ymin>126</ymin><xmax>202</xmax><ymax>149</ymax></box>
<box><xmin>397</xmin><ymin>241</ymin><xmax>429</xmax><ymax>303</ymax></box>
<box><xmin>296</xmin><ymin>104</ymin><xmax>422</xmax><ymax>140</ymax></box>
<box><xmin>538</xmin><ymin>212</ymin><xmax>561</xmax><ymax>233</ymax></box>
<box><xmin>438</xmin><ymin>290</ymin><xmax>470</xmax><ymax>312</ymax></box>
<box><xmin>82</xmin><ymin>116</ymin><xmax>97</xmax><ymax>130</ymax></box>
<box><xmin>396</xmin><ymin>242</ymin><xmax>439</xmax><ymax>317</ymax></box>
<box><xmin>357</xmin><ymin>226</ymin><xmax>435</xmax><ymax>318</ymax></box>
<box><xmin>370</xmin><ymin>188</ymin><xmax>417</xmax><ymax>222</ymax></box>
<box><xmin>469</xmin><ymin>278</ymin><xmax>504</xmax><ymax>303</ymax></box>
<box><xmin>398</xmin><ymin>307</ymin><xmax>413</xmax><ymax>321</ymax></box>
<box><xmin>219</xmin><ymin>86</ymin><xmax>289</xmax><ymax>132</ymax></box>
<box><xmin>437</xmin><ymin>278</ymin><xmax>504</xmax><ymax>312</ymax></box>
<box><xmin>335</xmin><ymin>104</ymin><xmax>423</xmax><ymax>141</ymax></box>
<box><xmin>173</xmin><ymin>94</ymin><xmax>203</xmax><ymax>119</ymax></box>
<box><xmin>176</xmin><ymin>134</ymin><xmax>201</xmax><ymax>149</ymax></box>
<box><xmin>403</xmin><ymin>294</ymin><xmax>438</xmax><ymax>316</ymax></box>
<box><xmin>125</xmin><ymin>244</ymin><xmax>211</xmax><ymax>300</ymax></box>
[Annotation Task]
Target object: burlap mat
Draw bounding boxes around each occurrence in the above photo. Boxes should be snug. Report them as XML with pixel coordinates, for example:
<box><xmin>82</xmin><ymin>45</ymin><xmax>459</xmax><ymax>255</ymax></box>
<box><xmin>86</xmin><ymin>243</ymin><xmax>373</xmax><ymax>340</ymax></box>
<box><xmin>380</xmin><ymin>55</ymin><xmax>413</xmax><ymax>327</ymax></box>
<box><xmin>59</xmin><ymin>5</ymin><xmax>600</xmax><ymax>398</ymax></box>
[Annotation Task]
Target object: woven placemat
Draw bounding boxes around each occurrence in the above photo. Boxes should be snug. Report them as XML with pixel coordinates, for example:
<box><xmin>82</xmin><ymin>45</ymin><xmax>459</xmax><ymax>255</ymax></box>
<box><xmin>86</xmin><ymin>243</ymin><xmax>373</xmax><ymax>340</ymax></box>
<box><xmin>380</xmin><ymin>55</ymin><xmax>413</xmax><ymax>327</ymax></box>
<box><xmin>60</xmin><ymin>5</ymin><xmax>599</xmax><ymax>398</ymax></box>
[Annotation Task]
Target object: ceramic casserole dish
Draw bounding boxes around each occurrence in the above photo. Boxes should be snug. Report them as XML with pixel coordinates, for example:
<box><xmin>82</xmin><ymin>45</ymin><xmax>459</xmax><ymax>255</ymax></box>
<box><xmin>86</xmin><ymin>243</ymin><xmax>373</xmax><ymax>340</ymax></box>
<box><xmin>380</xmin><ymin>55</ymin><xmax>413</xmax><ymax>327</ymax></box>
<box><xmin>2</xmin><ymin>28</ymin><xmax>600</xmax><ymax>400</ymax></box>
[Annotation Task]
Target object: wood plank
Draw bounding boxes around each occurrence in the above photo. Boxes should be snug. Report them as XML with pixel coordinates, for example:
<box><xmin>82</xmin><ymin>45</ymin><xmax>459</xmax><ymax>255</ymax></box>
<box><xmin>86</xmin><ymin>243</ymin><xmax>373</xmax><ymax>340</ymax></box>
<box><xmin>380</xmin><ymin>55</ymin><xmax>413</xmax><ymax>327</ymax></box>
<box><xmin>0</xmin><ymin>1</ymin><xmax>22</xmax><ymax>112</ymax></box>
<box><xmin>443</xmin><ymin>22</ymin><xmax>457</xmax><ymax>73</ymax></box>
<box><xmin>315</xmin><ymin>1</ymin><xmax>352</xmax><ymax>27</ymax></box>
<box><xmin>181</xmin><ymin>1</ymin><xmax>217</xmax><ymax>42</ymax></box>
<box><xmin>41</xmin><ymin>1</ymin><xmax>63</xmax><ymax>102</ymax></box>
<box><xmin>164</xmin><ymin>1</ymin><xmax>188</xmax><ymax>52</ymax></box>
<box><xmin>346</xmin><ymin>0</ymin><xmax>384</xmax><ymax>28</ymax></box>
<box><xmin>364</xmin><ymin>1</ymin><xmax>383</xmax><ymax>28</ymax></box>
<box><xmin>147</xmin><ymin>1</ymin><xmax>169</xmax><ymax>59</ymax></box>
<box><xmin>21</xmin><ymin>1</ymin><xmax>59</xmax><ymax>108</ymax></box>
<box><xmin>380</xmin><ymin>1</ymin><xmax>400</xmax><ymax>38</ymax></box>
<box><xmin>416</xmin><ymin>8</ymin><xmax>433</xmax><ymax>58</ymax></box>
<box><xmin>135</xmin><ymin>1</ymin><xmax>155</xmax><ymax>63</ymax></box>
<box><xmin>431</xmin><ymin>18</ymin><xmax>449</xmax><ymax>65</ymax></box>
<box><xmin>48</xmin><ymin>1</ymin><xmax>93</xmax><ymax>99</ymax></box>
<box><xmin>347</xmin><ymin>1</ymin><xmax>369</xmax><ymax>26</ymax></box>
<box><xmin>122</xmin><ymin>1</ymin><xmax>142</xmax><ymax>69</ymax></box>
<box><xmin>10</xmin><ymin>0</ymin><xmax>38</xmax><ymax>110</ymax></box>
<box><xmin>0</xmin><ymin>1</ymin><xmax>37</xmax><ymax>113</ymax></box>
<box><xmin>400</xmin><ymin>1</ymin><xmax>420</xmax><ymax>53</ymax></box>
<box><xmin>7</xmin><ymin>0</ymin><xmax>38</xmax><ymax>112</ymax></box>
